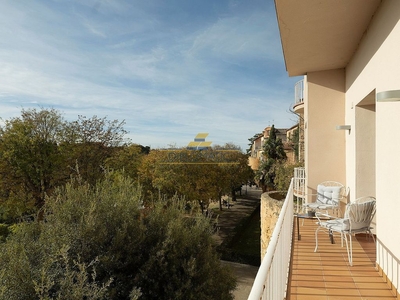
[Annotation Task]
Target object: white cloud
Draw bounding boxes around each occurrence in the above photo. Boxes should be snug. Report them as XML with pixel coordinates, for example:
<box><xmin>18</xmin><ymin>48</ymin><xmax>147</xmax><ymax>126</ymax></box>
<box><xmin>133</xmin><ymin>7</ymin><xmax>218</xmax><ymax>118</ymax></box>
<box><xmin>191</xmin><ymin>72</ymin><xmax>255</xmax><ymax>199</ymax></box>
<box><xmin>187</xmin><ymin>11</ymin><xmax>280</xmax><ymax>63</ymax></box>
<box><xmin>82</xmin><ymin>20</ymin><xmax>107</xmax><ymax>38</ymax></box>
<box><xmin>0</xmin><ymin>0</ymin><xmax>300</xmax><ymax>151</ymax></box>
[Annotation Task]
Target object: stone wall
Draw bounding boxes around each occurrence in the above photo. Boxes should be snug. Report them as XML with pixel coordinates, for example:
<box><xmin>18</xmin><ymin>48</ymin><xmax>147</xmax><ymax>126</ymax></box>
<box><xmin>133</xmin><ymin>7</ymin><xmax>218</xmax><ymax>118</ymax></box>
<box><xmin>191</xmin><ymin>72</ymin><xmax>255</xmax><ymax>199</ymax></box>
<box><xmin>260</xmin><ymin>191</ymin><xmax>285</xmax><ymax>260</ymax></box>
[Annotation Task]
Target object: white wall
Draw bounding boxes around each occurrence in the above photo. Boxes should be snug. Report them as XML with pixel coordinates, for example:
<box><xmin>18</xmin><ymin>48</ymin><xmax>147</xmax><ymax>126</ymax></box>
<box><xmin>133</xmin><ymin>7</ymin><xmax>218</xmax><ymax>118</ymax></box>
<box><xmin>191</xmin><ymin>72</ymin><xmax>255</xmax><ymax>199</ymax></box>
<box><xmin>345</xmin><ymin>0</ymin><xmax>400</xmax><ymax>274</ymax></box>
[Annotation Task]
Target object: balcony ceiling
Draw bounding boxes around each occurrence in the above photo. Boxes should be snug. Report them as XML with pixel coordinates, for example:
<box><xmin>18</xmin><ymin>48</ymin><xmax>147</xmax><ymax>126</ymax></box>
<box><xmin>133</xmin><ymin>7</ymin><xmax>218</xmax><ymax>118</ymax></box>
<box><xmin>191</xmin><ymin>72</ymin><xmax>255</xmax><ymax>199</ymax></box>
<box><xmin>275</xmin><ymin>0</ymin><xmax>382</xmax><ymax>76</ymax></box>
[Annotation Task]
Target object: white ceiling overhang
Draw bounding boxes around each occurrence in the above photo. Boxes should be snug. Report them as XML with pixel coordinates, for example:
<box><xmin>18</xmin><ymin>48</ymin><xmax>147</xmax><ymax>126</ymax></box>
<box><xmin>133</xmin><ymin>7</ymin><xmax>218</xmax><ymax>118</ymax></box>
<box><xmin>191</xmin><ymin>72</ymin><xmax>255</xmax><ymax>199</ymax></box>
<box><xmin>274</xmin><ymin>0</ymin><xmax>382</xmax><ymax>76</ymax></box>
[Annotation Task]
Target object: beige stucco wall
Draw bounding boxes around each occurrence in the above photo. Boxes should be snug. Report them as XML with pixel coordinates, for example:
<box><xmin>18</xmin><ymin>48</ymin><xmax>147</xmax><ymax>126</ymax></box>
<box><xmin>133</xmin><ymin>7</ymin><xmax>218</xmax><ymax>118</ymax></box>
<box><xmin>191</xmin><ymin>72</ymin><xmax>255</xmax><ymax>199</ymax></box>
<box><xmin>345</xmin><ymin>0</ymin><xmax>400</xmax><ymax>271</ymax></box>
<box><xmin>304</xmin><ymin>69</ymin><xmax>346</xmax><ymax>205</ymax></box>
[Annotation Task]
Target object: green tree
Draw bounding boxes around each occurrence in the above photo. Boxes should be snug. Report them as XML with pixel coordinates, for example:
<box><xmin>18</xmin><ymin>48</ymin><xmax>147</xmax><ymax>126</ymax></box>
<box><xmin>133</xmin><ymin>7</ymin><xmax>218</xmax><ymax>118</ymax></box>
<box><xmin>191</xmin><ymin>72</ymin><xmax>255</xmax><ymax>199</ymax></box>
<box><xmin>0</xmin><ymin>171</ymin><xmax>236</xmax><ymax>300</ymax></box>
<box><xmin>138</xmin><ymin>149</ymin><xmax>221</xmax><ymax>211</ymax></box>
<box><xmin>275</xmin><ymin>161</ymin><xmax>303</xmax><ymax>191</ymax></box>
<box><xmin>138</xmin><ymin>146</ymin><xmax>253</xmax><ymax>211</ymax></box>
<box><xmin>246</xmin><ymin>133</ymin><xmax>261</xmax><ymax>155</ymax></box>
<box><xmin>0</xmin><ymin>109</ymin><xmax>130</xmax><ymax>221</ymax></box>
<box><xmin>212</xmin><ymin>144</ymin><xmax>254</xmax><ymax>206</ymax></box>
<box><xmin>226</xmin><ymin>151</ymin><xmax>254</xmax><ymax>202</ymax></box>
<box><xmin>105</xmin><ymin>144</ymin><xmax>148</xmax><ymax>180</ymax></box>
<box><xmin>257</xmin><ymin>125</ymin><xmax>287</xmax><ymax>192</ymax></box>
<box><xmin>0</xmin><ymin>108</ymin><xmax>67</xmax><ymax>216</ymax></box>
<box><xmin>62</xmin><ymin>115</ymin><xmax>128</xmax><ymax>185</ymax></box>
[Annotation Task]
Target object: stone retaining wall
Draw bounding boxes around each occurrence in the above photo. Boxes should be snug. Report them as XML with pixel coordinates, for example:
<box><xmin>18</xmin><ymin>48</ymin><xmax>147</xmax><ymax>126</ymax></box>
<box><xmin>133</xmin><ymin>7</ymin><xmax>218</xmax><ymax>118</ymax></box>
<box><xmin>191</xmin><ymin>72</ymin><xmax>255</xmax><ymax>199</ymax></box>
<box><xmin>260</xmin><ymin>191</ymin><xmax>285</xmax><ymax>260</ymax></box>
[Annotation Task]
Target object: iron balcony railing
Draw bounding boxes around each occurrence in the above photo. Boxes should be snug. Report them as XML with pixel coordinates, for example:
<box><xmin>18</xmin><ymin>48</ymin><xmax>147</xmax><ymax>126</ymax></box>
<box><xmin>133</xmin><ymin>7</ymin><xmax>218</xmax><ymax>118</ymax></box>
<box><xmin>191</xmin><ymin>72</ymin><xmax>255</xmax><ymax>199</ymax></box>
<box><xmin>248</xmin><ymin>179</ymin><xmax>294</xmax><ymax>300</ymax></box>
<box><xmin>294</xmin><ymin>79</ymin><xmax>304</xmax><ymax>106</ymax></box>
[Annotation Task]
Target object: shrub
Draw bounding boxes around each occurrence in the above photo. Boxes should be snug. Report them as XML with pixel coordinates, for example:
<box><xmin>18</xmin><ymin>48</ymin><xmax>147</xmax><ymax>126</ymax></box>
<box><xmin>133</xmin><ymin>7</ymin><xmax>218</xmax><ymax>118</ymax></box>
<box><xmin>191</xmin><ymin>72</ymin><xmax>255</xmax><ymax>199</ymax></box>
<box><xmin>0</xmin><ymin>223</ymin><xmax>9</xmax><ymax>241</ymax></box>
<box><xmin>274</xmin><ymin>162</ymin><xmax>304</xmax><ymax>191</ymax></box>
<box><xmin>0</xmin><ymin>171</ymin><xmax>236</xmax><ymax>300</ymax></box>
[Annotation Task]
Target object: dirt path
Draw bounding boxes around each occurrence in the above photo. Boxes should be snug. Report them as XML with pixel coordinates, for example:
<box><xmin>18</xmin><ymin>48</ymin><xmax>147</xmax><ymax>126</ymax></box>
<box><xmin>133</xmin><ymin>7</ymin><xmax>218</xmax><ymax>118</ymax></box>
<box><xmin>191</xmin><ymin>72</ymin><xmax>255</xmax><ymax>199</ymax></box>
<box><xmin>209</xmin><ymin>185</ymin><xmax>262</xmax><ymax>300</ymax></box>
<box><xmin>209</xmin><ymin>186</ymin><xmax>262</xmax><ymax>245</ymax></box>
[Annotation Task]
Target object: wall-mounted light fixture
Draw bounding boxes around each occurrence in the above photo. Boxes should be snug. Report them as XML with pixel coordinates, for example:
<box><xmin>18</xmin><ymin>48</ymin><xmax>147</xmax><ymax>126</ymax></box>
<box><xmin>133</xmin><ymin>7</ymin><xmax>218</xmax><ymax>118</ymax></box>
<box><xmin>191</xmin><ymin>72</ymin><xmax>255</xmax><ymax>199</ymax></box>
<box><xmin>336</xmin><ymin>125</ymin><xmax>351</xmax><ymax>131</ymax></box>
<box><xmin>376</xmin><ymin>90</ymin><xmax>400</xmax><ymax>102</ymax></box>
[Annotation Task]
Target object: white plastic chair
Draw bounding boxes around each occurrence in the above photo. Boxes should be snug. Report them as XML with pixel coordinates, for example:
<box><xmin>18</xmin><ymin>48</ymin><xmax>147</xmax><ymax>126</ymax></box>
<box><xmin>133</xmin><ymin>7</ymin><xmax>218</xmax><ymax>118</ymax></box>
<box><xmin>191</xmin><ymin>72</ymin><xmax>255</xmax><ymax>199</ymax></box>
<box><xmin>314</xmin><ymin>196</ymin><xmax>376</xmax><ymax>266</ymax></box>
<box><xmin>303</xmin><ymin>181</ymin><xmax>346</xmax><ymax>217</ymax></box>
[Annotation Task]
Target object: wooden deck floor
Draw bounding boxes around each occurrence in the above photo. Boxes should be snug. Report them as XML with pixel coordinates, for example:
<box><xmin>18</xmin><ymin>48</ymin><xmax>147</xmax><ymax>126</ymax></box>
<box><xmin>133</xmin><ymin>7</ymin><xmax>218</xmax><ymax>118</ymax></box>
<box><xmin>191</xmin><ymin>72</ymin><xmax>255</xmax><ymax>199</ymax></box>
<box><xmin>288</xmin><ymin>216</ymin><xmax>397</xmax><ymax>300</ymax></box>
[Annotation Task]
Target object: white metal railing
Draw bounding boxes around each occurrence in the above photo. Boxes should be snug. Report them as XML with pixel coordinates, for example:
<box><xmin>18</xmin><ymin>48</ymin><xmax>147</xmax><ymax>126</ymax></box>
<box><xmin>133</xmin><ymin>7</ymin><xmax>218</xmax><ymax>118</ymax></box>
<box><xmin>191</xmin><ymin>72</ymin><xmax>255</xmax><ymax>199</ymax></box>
<box><xmin>376</xmin><ymin>238</ymin><xmax>400</xmax><ymax>295</ymax></box>
<box><xmin>294</xmin><ymin>79</ymin><xmax>304</xmax><ymax>106</ymax></box>
<box><xmin>293</xmin><ymin>167</ymin><xmax>306</xmax><ymax>213</ymax></box>
<box><xmin>248</xmin><ymin>179</ymin><xmax>294</xmax><ymax>300</ymax></box>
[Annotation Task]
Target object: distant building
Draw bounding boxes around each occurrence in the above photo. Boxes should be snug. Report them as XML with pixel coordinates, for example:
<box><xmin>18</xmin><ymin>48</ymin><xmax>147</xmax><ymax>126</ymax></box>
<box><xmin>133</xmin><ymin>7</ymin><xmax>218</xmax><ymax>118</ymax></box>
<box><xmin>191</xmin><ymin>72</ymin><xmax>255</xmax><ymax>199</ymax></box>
<box><xmin>248</xmin><ymin>125</ymin><xmax>299</xmax><ymax>171</ymax></box>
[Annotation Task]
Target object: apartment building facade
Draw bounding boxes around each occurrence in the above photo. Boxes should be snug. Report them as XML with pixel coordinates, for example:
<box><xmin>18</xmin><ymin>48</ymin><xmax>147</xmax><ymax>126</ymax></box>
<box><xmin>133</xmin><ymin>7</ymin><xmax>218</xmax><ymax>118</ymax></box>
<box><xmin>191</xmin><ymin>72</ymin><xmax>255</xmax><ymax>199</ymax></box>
<box><xmin>248</xmin><ymin>125</ymin><xmax>299</xmax><ymax>172</ymax></box>
<box><xmin>275</xmin><ymin>0</ymin><xmax>400</xmax><ymax>293</ymax></box>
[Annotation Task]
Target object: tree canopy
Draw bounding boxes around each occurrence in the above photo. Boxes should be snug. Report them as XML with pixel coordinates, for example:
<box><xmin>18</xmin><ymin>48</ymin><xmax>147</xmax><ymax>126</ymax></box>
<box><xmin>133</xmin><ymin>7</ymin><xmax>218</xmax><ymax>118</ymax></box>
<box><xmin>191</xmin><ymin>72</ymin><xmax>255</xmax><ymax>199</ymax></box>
<box><xmin>0</xmin><ymin>108</ymin><xmax>67</xmax><ymax>215</ymax></box>
<box><xmin>0</xmin><ymin>171</ymin><xmax>236</xmax><ymax>300</ymax></box>
<box><xmin>138</xmin><ymin>146</ymin><xmax>253</xmax><ymax>211</ymax></box>
<box><xmin>0</xmin><ymin>108</ymin><xmax>250</xmax><ymax>299</ymax></box>
<box><xmin>0</xmin><ymin>108</ymin><xmax>135</xmax><ymax>221</ymax></box>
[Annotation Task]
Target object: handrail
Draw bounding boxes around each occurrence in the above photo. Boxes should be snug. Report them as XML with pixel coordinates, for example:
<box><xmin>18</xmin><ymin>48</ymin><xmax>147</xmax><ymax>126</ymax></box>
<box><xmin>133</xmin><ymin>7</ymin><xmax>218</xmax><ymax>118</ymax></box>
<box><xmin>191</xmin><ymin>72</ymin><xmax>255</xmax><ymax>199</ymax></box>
<box><xmin>248</xmin><ymin>179</ymin><xmax>294</xmax><ymax>300</ymax></box>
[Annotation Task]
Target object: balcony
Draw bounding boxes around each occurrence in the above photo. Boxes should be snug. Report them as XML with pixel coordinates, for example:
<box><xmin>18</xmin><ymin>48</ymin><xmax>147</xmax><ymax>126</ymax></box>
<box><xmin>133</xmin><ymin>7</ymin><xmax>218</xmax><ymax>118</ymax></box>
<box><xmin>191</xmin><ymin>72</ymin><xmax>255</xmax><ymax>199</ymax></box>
<box><xmin>293</xmin><ymin>79</ymin><xmax>304</xmax><ymax>114</ymax></box>
<box><xmin>289</xmin><ymin>219</ymin><xmax>396</xmax><ymax>299</ymax></box>
<box><xmin>248</xmin><ymin>179</ymin><xmax>398</xmax><ymax>299</ymax></box>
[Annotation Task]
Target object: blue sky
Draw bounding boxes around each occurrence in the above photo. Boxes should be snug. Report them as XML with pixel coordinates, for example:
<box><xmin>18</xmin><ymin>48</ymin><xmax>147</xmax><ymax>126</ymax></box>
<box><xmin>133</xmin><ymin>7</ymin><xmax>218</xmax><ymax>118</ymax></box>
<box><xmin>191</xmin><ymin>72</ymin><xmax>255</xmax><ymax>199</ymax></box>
<box><xmin>0</xmin><ymin>0</ymin><xmax>300</xmax><ymax>151</ymax></box>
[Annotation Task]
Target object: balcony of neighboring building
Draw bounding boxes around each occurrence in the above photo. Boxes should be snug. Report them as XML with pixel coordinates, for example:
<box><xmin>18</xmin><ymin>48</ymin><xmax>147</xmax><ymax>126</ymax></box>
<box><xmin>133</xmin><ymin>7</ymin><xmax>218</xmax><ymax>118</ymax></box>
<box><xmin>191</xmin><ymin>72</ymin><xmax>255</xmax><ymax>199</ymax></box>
<box><xmin>293</xmin><ymin>79</ymin><xmax>304</xmax><ymax>114</ymax></box>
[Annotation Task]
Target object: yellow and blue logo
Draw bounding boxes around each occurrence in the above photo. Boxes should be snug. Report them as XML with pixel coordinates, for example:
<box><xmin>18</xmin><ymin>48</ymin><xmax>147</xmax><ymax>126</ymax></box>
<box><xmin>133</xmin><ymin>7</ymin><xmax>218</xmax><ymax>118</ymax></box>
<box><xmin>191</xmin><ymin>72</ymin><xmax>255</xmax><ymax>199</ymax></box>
<box><xmin>159</xmin><ymin>133</ymin><xmax>238</xmax><ymax>164</ymax></box>
<box><xmin>187</xmin><ymin>133</ymin><xmax>212</xmax><ymax>150</ymax></box>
